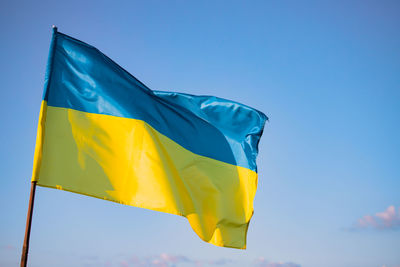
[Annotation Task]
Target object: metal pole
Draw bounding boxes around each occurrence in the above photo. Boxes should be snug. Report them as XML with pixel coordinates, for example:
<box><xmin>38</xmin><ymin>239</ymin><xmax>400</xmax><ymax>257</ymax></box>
<box><xmin>20</xmin><ymin>181</ymin><xmax>37</xmax><ymax>267</ymax></box>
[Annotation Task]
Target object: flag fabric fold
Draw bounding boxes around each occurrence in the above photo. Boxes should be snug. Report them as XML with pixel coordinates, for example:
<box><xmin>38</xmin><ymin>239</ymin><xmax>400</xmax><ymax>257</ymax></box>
<box><xmin>32</xmin><ymin>29</ymin><xmax>267</xmax><ymax>249</ymax></box>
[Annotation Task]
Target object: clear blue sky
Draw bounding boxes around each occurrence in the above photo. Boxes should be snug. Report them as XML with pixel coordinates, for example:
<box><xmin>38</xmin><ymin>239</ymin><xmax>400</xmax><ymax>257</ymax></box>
<box><xmin>0</xmin><ymin>1</ymin><xmax>399</xmax><ymax>267</ymax></box>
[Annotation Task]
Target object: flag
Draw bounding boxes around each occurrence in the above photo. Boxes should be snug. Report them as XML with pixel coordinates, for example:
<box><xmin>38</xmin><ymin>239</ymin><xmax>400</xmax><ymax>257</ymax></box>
<box><xmin>32</xmin><ymin>29</ymin><xmax>267</xmax><ymax>249</ymax></box>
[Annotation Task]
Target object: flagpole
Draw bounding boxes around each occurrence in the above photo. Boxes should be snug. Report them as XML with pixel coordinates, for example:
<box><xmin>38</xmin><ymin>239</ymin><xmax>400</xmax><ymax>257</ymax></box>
<box><xmin>20</xmin><ymin>181</ymin><xmax>37</xmax><ymax>267</ymax></box>
<box><xmin>20</xmin><ymin>25</ymin><xmax>57</xmax><ymax>267</ymax></box>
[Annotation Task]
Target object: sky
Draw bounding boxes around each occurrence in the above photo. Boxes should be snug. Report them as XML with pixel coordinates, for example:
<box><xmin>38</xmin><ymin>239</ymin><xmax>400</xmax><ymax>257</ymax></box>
<box><xmin>0</xmin><ymin>0</ymin><xmax>399</xmax><ymax>267</ymax></box>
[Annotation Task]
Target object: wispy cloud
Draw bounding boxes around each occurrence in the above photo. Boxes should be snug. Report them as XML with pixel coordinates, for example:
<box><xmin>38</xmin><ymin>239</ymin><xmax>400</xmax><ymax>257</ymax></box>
<box><xmin>354</xmin><ymin>205</ymin><xmax>400</xmax><ymax>230</ymax></box>
<box><xmin>148</xmin><ymin>253</ymin><xmax>191</xmax><ymax>267</ymax></box>
<box><xmin>114</xmin><ymin>253</ymin><xmax>230</xmax><ymax>267</ymax></box>
<box><xmin>100</xmin><ymin>254</ymin><xmax>301</xmax><ymax>267</ymax></box>
<box><xmin>255</xmin><ymin>257</ymin><xmax>301</xmax><ymax>267</ymax></box>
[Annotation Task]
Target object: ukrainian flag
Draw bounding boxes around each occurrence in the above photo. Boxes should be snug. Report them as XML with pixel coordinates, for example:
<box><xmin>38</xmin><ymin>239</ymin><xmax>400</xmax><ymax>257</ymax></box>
<box><xmin>32</xmin><ymin>29</ymin><xmax>267</xmax><ymax>249</ymax></box>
